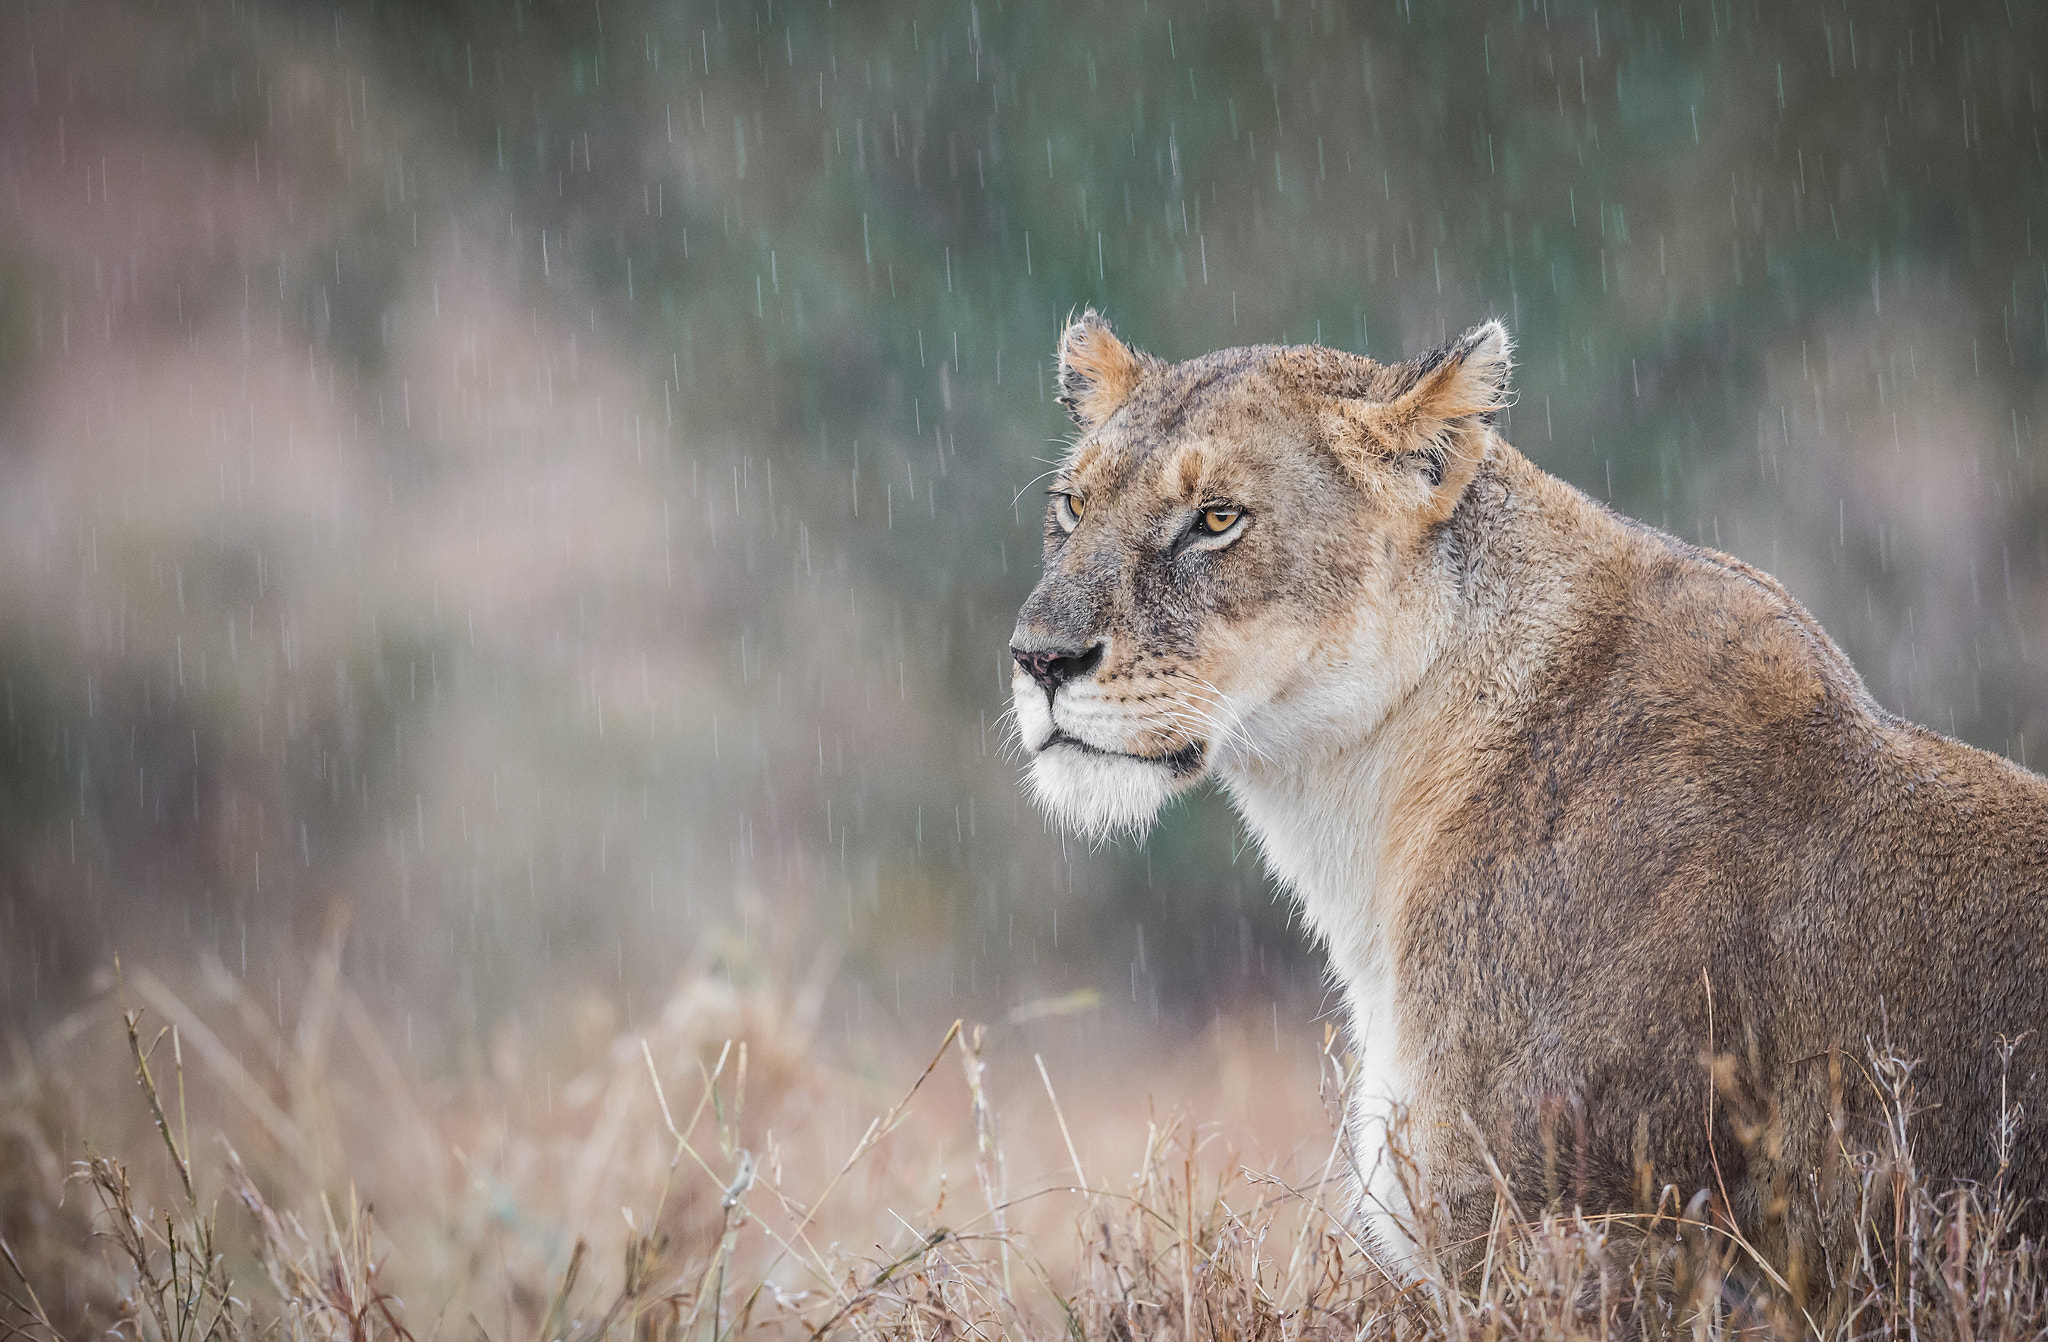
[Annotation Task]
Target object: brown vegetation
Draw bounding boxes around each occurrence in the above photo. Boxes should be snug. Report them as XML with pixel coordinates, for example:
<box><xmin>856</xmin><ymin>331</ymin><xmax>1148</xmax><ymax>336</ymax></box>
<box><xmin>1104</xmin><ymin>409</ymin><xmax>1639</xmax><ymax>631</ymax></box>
<box><xmin>2</xmin><ymin>966</ymin><xmax>2042</xmax><ymax>1341</ymax></box>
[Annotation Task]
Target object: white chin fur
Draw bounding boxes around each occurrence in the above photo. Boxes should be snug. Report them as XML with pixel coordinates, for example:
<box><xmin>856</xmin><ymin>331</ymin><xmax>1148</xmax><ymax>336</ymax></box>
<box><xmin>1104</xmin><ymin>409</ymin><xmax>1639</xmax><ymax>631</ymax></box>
<box><xmin>1027</xmin><ymin>745</ymin><xmax>1176</xmax><ymax>842</ymax></box>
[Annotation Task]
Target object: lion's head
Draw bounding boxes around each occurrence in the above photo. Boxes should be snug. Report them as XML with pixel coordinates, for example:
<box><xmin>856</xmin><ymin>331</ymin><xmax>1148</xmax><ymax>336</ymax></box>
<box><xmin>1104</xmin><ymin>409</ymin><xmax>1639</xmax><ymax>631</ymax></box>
<box><xmin>1010</xmin><ymin>311</ymin><xmax>1514</xmax><ymax>839</ymax></box>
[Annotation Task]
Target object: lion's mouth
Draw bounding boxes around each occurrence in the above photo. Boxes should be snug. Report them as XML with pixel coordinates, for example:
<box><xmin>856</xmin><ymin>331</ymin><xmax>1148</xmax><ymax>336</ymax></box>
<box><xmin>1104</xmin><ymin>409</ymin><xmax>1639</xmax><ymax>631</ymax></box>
<box><xmin>1040</xmin><ymin>729</ymin><xmax>1206</xmax><ymax>778</ymax></box>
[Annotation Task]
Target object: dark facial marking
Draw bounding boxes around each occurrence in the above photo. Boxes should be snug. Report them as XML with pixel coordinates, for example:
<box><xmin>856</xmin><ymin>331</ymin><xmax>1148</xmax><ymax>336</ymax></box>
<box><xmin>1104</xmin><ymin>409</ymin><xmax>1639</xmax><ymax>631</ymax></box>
<box><xmin>1046</xmin><ymin>729</ymin><xmax>1205</xmax><ymax>775</ymax></box>
<box><xmin>1149</xmin><ymin>361</ymin><xmax>1231</xmax><ymax>437</ymax></box>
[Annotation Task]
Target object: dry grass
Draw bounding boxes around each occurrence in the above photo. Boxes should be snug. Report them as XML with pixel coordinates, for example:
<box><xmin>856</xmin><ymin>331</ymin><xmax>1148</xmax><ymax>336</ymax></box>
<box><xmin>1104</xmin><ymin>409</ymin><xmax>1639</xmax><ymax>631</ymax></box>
<box><xmin>1</xmin><ymin>962</ymin><xmax>2043</xmax><ymax>1341</ymax></box>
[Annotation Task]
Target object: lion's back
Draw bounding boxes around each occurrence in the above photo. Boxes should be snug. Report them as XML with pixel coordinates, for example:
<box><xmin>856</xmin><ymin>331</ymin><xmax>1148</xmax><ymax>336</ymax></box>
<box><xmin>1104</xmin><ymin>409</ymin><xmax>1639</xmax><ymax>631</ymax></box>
<box><xmin>1413</xmin><ymin>513</ymin><xmax>2048</xmax><ymax>1219</ymax></box>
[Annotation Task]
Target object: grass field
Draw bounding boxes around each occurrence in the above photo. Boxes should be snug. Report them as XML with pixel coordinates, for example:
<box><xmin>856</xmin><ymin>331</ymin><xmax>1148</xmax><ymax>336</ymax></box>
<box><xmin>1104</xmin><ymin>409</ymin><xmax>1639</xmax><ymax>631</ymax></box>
<box><xmin>2</xmin><ymin>958</ymin><xmax>2044</xmax><ymax>1341</ymax></box>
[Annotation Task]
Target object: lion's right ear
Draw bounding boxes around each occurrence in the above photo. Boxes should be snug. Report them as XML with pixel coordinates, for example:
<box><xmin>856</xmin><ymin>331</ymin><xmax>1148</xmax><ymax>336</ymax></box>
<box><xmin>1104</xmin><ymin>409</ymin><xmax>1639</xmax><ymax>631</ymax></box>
<box><xmin>1056</xmin><ymin>309</ymin><xmax>1149</xmax><ymax>431</ymax></box>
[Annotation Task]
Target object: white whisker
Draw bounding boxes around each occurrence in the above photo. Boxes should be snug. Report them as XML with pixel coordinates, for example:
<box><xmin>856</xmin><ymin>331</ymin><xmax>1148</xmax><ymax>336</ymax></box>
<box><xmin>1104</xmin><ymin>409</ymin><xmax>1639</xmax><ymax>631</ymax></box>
<box><xmin>1009</xmin><ymin>465</ymin><xmax>1067</xmax><ymax>511</ymax></box>
<box><xmin>1178</xmin><ymin>676</ymin><xmax>1271</xmax><ymax>765</ymax></box>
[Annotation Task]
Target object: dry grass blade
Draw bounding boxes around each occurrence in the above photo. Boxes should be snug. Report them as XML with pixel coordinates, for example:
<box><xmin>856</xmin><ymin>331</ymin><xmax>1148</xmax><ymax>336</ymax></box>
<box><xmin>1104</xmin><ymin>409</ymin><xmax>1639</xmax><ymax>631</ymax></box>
<box><xmin>0</xmin><ymin>1238</ymin><xmax>61</xmax><ymax>1342</ymax></box>
<box><xmin>1033</xmin><ymin>1054</ymin><xmax>1089</xmax><ymax>1193</ymax></box>
<box><xmin>128</xmin><ymin>965</ymin><xmax>310</xmax><ymax>1165</ymax></box>
<box><xmin>116</xmin><ymin>991</ymin><xmax>194</xmax><ymax>1208</ymax></box>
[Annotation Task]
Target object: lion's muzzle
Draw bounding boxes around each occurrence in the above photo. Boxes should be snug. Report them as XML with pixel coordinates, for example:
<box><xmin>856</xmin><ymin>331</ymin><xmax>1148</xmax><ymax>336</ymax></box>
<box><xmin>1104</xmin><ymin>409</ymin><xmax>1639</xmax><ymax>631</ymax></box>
<box><xmin>1009</xmin><ymin>638</ymin><xmax>1104</xmax><ymax>696</ymax></box>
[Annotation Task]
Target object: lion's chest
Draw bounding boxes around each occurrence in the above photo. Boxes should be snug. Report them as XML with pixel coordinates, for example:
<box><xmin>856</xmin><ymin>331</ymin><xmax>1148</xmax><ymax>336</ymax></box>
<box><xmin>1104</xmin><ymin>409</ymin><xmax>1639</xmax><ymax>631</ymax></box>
<box><xmin>1225</xmin><ymin>762</ymin><xmax>1423</xmax><ymax>1257</ymax></box>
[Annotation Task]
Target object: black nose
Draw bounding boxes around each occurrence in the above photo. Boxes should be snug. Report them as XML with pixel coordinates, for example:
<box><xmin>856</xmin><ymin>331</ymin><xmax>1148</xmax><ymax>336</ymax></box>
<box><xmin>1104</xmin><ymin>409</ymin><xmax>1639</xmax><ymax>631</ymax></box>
<box><xmin>1011</xmin><ymin>642</ymin><xmax>1103</xmax><ymax>693</ymax></box>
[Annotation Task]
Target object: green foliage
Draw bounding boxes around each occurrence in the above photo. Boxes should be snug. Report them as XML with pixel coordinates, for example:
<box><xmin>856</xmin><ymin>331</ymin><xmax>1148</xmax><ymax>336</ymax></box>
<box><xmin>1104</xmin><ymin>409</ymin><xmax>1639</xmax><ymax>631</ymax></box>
<box><xmin>3</xmin><ymin>0</ymin><xmax>2046</xmax><ymax>1033</ymax></box>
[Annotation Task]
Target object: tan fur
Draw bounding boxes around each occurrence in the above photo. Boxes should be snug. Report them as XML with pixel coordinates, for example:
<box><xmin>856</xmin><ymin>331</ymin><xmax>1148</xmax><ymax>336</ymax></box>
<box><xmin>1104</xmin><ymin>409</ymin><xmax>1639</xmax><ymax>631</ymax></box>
<box><xmin>1011</xmin><ymin>315</ymin><xmax>2048</xmax><ymax>1290</ymax></box>
<box><xmin>1056</xmin><ymin>309</ymin><xmax>1155</xmax><ymax>429</ymax></box>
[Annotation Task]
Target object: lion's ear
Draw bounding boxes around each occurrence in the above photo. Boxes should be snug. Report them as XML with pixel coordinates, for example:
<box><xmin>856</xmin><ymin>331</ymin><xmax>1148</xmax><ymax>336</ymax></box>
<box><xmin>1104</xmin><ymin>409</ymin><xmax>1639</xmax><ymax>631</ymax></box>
<box><xmin>1321</xmin><ymin>319</ymin><xmax>1513</xmax><ymax>521</ymax></box>
<box><xmin>1056</xmin><ymin>309</ymin><xmax>1150</xmax><ymax>431</ymax></box>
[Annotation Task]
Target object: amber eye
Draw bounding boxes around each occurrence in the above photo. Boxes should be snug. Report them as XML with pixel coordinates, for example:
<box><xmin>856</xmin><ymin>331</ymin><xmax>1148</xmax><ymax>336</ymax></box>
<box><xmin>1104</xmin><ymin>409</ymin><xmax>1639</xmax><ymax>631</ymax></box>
<box><xmin>1053</xmin><ymin>493</ymin><xmax>1084</xmax><ymax>533</ymax></box>
<box><xmin>1202</xmin><ymin>507</ymin><xmax>1242</xmax><ymax>534</ymax></box>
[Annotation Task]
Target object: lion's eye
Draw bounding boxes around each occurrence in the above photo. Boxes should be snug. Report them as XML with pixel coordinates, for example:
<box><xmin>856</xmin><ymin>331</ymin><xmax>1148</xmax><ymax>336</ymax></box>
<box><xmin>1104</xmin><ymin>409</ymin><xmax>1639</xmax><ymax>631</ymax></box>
<box><xmin>1202</xmin><ymin>507</ymin><xmax>1242</xmax><ymax>534</ymax></box>
<box><xmin>1053</xmin><ymin>493</ymin><xmax>1084</xmax><ymax>533</ymax></box>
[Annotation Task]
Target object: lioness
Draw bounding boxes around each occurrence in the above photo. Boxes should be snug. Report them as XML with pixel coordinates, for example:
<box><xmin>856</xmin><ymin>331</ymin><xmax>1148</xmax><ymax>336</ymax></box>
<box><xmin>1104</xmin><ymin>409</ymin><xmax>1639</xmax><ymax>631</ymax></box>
<box><xmin>1008</xmin><ymin>311</ymin><xmax>2048</xmax><ymax>1280</ymax></box>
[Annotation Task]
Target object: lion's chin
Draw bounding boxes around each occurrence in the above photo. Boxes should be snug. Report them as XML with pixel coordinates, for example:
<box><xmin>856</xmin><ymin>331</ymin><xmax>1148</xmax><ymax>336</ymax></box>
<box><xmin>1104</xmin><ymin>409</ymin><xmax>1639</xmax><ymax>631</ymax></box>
<box><xmin>1027</xmin><ymin>743</ymin><xmax>1186</xmax><ymax>842</ymax></box>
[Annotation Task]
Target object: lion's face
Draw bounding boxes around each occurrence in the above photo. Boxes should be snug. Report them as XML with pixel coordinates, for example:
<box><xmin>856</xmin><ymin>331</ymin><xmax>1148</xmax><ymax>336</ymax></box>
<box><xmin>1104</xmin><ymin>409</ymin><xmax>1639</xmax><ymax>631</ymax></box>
<box><xmin>1010</xmin><ymin>312</ymin><xmax>1512</xmax><ymax>839</ymax></box>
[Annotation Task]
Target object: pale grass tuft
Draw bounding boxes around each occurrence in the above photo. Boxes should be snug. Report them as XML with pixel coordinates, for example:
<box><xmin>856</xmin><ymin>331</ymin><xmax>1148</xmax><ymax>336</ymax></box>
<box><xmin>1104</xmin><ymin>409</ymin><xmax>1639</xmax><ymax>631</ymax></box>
<box><xmin>2</xmin><ymin>968</ymin><xmax>2044</xmax><ymax>1341</ymax></box>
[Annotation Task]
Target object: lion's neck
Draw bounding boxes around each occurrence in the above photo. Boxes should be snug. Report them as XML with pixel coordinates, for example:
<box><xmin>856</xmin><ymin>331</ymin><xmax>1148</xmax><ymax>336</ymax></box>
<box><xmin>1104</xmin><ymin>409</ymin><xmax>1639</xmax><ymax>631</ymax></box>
<box><xmin>1214</xmin><ymin>444</ymin><xmax>1610</xmax><ymax>1258</ymax></box>
<box><xmin>1219</xmin><ymin>443</ymin><xmax>1593</xmax><ymax>996</ymax></box>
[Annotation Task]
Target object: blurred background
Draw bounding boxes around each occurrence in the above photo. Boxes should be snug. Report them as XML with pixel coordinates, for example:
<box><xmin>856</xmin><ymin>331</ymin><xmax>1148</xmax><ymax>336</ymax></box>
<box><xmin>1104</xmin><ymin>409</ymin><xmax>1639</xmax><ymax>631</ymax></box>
<box><xmin>1</xmin><ymin>0</ymin><xmax>2045</xmax><ymax>1109</ymax></box>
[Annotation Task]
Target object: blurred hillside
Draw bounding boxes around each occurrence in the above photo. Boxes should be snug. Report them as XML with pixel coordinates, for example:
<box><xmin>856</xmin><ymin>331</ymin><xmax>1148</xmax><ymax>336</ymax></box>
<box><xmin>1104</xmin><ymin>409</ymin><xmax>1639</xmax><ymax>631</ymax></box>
<box><xmin>1</xmin><ymin>0</ymin><xmax>2045</xmax><ymax>1064</ymax></box>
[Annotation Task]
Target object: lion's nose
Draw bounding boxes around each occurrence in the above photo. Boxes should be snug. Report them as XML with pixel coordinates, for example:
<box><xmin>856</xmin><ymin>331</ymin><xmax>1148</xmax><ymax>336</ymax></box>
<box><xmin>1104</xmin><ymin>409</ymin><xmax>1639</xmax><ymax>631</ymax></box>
<box><xmin>1010</xmin><ymin>641</ymin><xmax>1104</xmax><ymax>693</ymax></box>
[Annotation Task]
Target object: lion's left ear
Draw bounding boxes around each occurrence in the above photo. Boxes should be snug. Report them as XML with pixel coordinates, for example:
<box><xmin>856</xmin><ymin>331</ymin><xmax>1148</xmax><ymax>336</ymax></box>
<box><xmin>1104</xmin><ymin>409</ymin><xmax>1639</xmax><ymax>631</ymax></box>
<box><xmin>1322</xmin><ymin>319</ymin><xmax>1514</xmax><ymax>521</ymax></box>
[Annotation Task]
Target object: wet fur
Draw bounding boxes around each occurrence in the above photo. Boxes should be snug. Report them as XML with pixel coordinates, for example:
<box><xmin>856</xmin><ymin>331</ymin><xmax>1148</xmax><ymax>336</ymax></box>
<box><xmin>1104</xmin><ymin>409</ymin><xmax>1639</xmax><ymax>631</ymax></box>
<box><xmin>1011</xmin><ymin>311</ymin><xmax>2048</xmax><ymax>1283</ymax></box>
